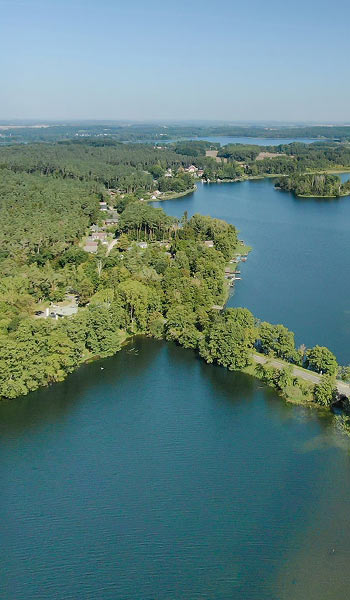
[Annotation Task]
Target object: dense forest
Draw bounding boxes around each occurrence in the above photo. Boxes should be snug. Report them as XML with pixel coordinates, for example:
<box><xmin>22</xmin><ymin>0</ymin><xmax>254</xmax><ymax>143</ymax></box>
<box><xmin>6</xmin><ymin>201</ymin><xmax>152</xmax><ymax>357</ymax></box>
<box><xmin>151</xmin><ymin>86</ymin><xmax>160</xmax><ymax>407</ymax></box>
<box><xmin>0</xmin><ymin>141</ymin><xmax>197</xmax><ymax>192</ymax></box>
<box><xmin>215</xmin><ymin>141</ymin><xmax>350</xmax><ymax>177</ymax></box>
<box><xmin>0</xmin><ymin>139</ymin><xmax>346</xmax><ymax>414</ymax></box>
<box><xmin>2</xmin><ymin>138</ymin><xmax>350</xmax><ymax>190</ymax></box>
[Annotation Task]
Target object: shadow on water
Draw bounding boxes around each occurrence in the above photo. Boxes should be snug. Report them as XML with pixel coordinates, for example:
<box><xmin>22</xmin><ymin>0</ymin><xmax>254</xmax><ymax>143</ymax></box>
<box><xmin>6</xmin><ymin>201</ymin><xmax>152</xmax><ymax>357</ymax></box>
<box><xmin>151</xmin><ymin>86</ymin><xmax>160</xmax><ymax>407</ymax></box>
<box><xmin>0</xmin><ymin>334</ymin><xmax>344</xmax><ymax>449</ymax></box>
<box><xmin>0</xmin><ymin>337</ymin><xmax>163</xmax><ymax>437</ymax></box>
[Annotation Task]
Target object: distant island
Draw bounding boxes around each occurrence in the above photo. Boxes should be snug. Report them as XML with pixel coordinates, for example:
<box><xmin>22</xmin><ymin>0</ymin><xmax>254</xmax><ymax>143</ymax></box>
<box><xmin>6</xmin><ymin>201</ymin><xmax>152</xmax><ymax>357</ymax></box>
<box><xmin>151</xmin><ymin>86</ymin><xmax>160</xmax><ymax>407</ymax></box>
<box><xmin>275</xmin><ymin>173</ymin><xmax>350</xmax><ymax>197</ymax></box>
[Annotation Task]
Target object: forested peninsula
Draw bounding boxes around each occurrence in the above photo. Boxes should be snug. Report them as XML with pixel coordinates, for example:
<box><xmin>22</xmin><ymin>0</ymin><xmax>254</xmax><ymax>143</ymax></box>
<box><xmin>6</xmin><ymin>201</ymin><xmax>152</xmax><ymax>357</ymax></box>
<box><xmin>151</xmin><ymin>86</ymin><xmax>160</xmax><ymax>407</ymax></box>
<box><xmin>1</xmin><ymin>138</ymin><xmax>350</xmax><ymax>424</ymax></box>
<box><xmin>275</xmin><ymin>173</ymin><xmax>350</xmax><ymax>197</ymax></box>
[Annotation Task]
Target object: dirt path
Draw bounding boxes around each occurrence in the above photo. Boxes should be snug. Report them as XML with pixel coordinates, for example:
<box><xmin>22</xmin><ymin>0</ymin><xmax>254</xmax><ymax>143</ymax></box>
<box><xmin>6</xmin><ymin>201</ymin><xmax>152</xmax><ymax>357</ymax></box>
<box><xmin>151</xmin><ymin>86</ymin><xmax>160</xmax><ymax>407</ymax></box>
<box><xmin>106</xmin><ymin>238</ymin><xmax>119</xmax><ymax>256</ymax></box>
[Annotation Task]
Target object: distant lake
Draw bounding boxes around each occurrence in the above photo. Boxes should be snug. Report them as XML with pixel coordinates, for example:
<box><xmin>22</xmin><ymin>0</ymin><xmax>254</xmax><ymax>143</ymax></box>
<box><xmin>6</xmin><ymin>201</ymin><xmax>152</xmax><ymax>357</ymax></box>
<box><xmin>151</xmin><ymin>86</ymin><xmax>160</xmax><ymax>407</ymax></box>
<box><xmin>140</xmin><ymin>136</ymin><xmax>319</xmax><ymax>146</ymax></box>
<box><xmin>184</xmin><ymin>135</ymin><xmax>319</xmax><ymax>146</ymax></box>
<box><xmin>153</xmin><ymin>176</ymin><xmax>350</xmax><ymax>364</ymax></box>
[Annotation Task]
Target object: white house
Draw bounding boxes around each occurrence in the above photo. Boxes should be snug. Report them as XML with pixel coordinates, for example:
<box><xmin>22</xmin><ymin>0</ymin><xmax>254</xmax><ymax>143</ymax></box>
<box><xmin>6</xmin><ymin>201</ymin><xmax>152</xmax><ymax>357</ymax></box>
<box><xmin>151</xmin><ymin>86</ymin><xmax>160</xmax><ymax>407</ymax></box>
<box><xmin>185</xmin><ymin>165</ymin><xmax>197</xmax><ymax>173</ymax></box>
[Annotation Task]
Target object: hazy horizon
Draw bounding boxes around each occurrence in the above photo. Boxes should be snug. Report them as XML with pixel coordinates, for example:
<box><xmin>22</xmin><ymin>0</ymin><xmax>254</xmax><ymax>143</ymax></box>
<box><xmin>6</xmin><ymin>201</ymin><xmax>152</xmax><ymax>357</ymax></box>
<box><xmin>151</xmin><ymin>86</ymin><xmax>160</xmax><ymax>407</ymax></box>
<box><xmin>2</xmin><ymin>0</ymin><xmax>350</xmax><ymax>122</ymax></box>
<box><xmin>1</xmin><ymin>119</ymin><xmax>350</xmax><ymax>127</ymax></box>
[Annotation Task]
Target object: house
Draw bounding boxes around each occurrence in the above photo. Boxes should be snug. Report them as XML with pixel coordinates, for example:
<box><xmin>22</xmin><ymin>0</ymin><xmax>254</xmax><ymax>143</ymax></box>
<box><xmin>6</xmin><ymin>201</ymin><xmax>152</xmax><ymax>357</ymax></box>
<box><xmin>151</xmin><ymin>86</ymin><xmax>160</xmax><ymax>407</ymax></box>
<box><xmin>91</xmin><ymin>231</ymin><xmax>108</xmax><ymax>242</ymax></box>
<box><xmin>49</xmin><ymin>305</ymin><xmax>79</xmax><ymax>320</ymax></box>
<box><xmin>204</xmin><ymin>240</ymin><xmax>214</xmax><ymax>248</ymax></box>
<box><xmin>99</xmin><ymin>201</ymin><xmax>108</xmax><ymax>211</ymax></box>
<box><xmin>105</xmin><ymin>217</ymin><xmax>119</xmax><ymax>226</ymax></box>
<box><xmin>151</xmin><ymin>190</ymin><xmax>161</xmax><ymax>199</ymax></box>
<box><xmin>137</xmin><ymin>242</ymin><xmax>148</xmax><ymax>249</ymax></box>
<box><xmin>197</xmin><ymin>169</ymin><xmax>204</xmax><ymax>177</ymax></box>
<box><xmin>185</xmin><ymin>165</ymin><xmax>197</xmax><ymax>173</ymax></box>
<box><xmin>84</xmin><ymin>240</ymin><xmax>98</xmax><ymax>253</ymax></box>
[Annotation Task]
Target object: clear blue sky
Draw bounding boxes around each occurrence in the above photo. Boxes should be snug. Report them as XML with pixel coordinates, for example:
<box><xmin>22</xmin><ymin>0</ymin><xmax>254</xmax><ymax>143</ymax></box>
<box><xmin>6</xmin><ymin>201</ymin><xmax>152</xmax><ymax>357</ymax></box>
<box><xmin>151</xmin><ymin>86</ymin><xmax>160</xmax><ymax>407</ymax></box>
<box><xmin>1</xmin><ymin>0</ymin><xmax>350</xmax><ymax>122</ymax></box>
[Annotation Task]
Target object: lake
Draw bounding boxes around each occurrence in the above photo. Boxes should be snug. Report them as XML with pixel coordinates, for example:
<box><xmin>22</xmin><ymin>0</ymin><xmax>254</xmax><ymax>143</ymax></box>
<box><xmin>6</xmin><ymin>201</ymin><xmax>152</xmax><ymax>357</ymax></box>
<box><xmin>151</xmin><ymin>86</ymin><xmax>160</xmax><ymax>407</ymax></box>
<box><xmin>184</xmin><ymin>136</ymin><xmax>319</xmax><ymax>146</ymax></box>
<box><xmin>149</xmin><ymin>136</ymin><xmax>318</xmax><ymax>146</ymax></box>
<box><xmin>3</xmin><ymin>176</ymin><xmax>350</xmax><ymax>599</ymax></box>
<box><xmin>154</xmin><ymin>177</ymin><xmax>350</xmax><ymax>364</ymax></box>
<box><xmin>2</xmin><ymin>337</ymin><xmax>350</xmax><ymax>600</ymax></box>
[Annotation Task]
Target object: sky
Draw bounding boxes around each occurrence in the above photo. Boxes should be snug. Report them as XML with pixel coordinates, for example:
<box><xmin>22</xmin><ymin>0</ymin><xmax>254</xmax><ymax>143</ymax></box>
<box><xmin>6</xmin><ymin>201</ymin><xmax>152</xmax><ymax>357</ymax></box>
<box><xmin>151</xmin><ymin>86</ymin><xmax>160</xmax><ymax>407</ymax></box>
<box><xmin>1</xmin><ymin>0</ymin><xmax>350</xmax><ymax>122</ymax></box>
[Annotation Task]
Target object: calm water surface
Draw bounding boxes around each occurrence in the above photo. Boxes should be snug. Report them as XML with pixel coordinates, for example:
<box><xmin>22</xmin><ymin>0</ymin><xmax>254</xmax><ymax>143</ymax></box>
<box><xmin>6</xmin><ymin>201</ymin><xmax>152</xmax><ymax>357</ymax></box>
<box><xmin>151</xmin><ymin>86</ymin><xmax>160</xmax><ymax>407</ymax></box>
<box><xmin>185</xmin><ymin>136</ymin><xmax>319</xmax><ymax>146</ymax></box>
<box><xmin>150</xmin><ymin>136</ymin><xmax>318</xmax><ymax>146</ymax></box>
<box><xmin>154</xmin><ymin>177</ymin><xmax>350</xmax><ymax>363</ymax></box>
<box><xmin>2</xmin><ymin>338</ymin><xmax>350</xmax><ymax>600</ymax></box>
<box><xmin>3</xmin><ymin>175</ymin><xmax>350</xmax><ymax>599</ymax></box>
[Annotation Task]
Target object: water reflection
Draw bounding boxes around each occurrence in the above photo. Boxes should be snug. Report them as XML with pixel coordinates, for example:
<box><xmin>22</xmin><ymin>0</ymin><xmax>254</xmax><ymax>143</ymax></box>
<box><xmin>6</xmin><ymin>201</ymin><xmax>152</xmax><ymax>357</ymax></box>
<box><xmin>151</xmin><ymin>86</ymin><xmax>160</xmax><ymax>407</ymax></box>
<box><xmin>2</xmin><ymin>340</ymin><xmax>350</xmax><ymax>599</ymax></box>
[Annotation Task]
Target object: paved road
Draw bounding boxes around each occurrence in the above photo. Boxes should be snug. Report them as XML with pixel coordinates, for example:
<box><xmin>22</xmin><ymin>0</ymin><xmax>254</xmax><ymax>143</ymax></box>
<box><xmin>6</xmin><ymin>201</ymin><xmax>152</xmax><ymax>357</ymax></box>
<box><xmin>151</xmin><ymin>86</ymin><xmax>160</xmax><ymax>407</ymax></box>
<box><xmin>253</xmin><ymin>353</ymin><xmax>350</xmax><ymax>397</ymax></box>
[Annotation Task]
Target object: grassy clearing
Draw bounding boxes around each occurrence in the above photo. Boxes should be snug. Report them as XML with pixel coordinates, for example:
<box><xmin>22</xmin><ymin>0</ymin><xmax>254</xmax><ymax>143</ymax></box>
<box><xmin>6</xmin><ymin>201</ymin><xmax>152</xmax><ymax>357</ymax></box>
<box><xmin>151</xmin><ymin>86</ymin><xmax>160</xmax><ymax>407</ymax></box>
<box><xmin>153</xmin><ymin>186</ymin><xmax>197</xmax><ymax>201</ymax></box>
<box><xmin>235</xmin><ymin>241</ymin><xmax>252</xmax><ymax>256</ymax></box>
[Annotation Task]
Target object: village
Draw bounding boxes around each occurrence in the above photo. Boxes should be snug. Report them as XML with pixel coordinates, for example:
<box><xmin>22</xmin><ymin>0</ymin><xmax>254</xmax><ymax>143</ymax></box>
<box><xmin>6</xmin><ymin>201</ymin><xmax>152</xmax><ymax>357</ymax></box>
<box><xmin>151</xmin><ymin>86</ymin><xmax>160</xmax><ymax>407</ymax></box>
<box><xmin>82</xmin><ymin>197</ymin><xmax>120</xmax><ymax>254</ymax></box>
<box><xmin>35</xmin><ymin>190</ymin><xmax>248</xmax><ymax>320</ymax></box>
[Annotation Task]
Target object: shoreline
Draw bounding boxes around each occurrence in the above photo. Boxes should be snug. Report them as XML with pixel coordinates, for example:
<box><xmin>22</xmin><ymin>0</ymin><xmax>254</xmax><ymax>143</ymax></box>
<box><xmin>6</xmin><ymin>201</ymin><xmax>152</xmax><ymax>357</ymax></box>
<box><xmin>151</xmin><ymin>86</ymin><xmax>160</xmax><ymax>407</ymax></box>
<box><xmin>153</xmin><ymin>169</ymin><xmax>350</xmax><ymax>203</ymax></box>
<box><xmin>80</xmin><ymin>332</ymin><xmax>350</xmax><ymax>435</ymax></box>
<box><xmin>297</xmin><ymin>193</ymin><xmax>350</xmax><ymax>198</ymax></box>
<box><xmin>149</xmin><ymin>186</ymin><xmax>197</xmax><ymax>202</ymax></box>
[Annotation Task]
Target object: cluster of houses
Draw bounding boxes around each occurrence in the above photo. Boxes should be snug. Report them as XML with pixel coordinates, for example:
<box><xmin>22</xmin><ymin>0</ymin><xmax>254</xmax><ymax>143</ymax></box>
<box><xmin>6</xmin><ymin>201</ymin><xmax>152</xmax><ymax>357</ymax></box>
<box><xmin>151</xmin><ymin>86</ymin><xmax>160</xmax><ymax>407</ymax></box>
<box><xmin>165</xmin><ymin>165</ymin><xmax>204</xmax><ymax>178</ymax></box>
<box><xmin>34</xmin><ymin>239</ymin><xmax>220</xmax><ymax>321</ymax></box>
<box><xmin>84</xmin><ymin>201</ymin><xmax>119</xmax><ymax>253</ymax></box>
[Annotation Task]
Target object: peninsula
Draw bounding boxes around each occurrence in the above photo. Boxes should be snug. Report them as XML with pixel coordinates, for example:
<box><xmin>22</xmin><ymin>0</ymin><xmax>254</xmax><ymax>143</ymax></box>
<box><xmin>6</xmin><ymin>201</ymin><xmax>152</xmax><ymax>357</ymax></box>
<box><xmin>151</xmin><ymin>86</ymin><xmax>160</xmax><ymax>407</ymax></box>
<box><xmin>275</xmin><ymin>173</ymin><xmax>350</xmax><ymax>197</ymax></box>
<box><xmin>1</xmin><ymin>136</ymin><xmax>350</xmax><ymax>431</ymax></box>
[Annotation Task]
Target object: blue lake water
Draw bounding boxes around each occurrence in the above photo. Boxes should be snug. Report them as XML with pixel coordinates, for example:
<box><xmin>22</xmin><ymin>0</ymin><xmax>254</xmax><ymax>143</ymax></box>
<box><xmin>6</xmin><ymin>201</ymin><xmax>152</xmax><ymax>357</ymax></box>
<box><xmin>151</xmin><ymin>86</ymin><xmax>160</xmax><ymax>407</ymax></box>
<box><xmin>154</xmin><ymin>177</ymin><xmax>350</xmax><ymax>364</ymax></box>
<box><xmin>2</xmin><ymin>173</ymin><xmax>350</xmax><ymax>599</ymax></box>
<box><xmin>185</xmin><ymin>136</ymin><xmax>319</xmax><ymax>146</ymax></box>
<box><xmin>151</xmin><ymin>136</ymin><xmax>319</xmax><ymax>146</ymax></box>
<box><xmin>2</xmin><ymin>338</ymin><xmax>350</xmax><ymax>600</ymax></box>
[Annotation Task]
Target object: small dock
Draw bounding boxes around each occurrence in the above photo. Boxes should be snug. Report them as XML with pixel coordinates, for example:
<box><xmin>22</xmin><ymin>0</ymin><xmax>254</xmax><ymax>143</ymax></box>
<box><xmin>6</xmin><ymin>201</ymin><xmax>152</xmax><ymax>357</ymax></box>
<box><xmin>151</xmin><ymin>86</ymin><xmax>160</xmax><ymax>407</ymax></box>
<box><xmin>224</xmin><ymin>247</ymin><xmax>249</xmax><ymax>286</ymax></box>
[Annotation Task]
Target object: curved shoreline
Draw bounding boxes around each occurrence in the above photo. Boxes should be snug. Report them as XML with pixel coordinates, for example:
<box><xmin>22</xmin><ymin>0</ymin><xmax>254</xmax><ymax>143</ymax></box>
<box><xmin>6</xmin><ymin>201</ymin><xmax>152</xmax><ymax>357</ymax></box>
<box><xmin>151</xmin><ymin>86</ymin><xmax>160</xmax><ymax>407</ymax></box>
<box><xmin>151</xmin><ymin>186</ymin><xmax>197</xmax><ymax>201</ymax></box>
<box><xmin>155</xmin><ymin>169</ymin><xmax>350</xmax><ymax>202</ymax></box>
